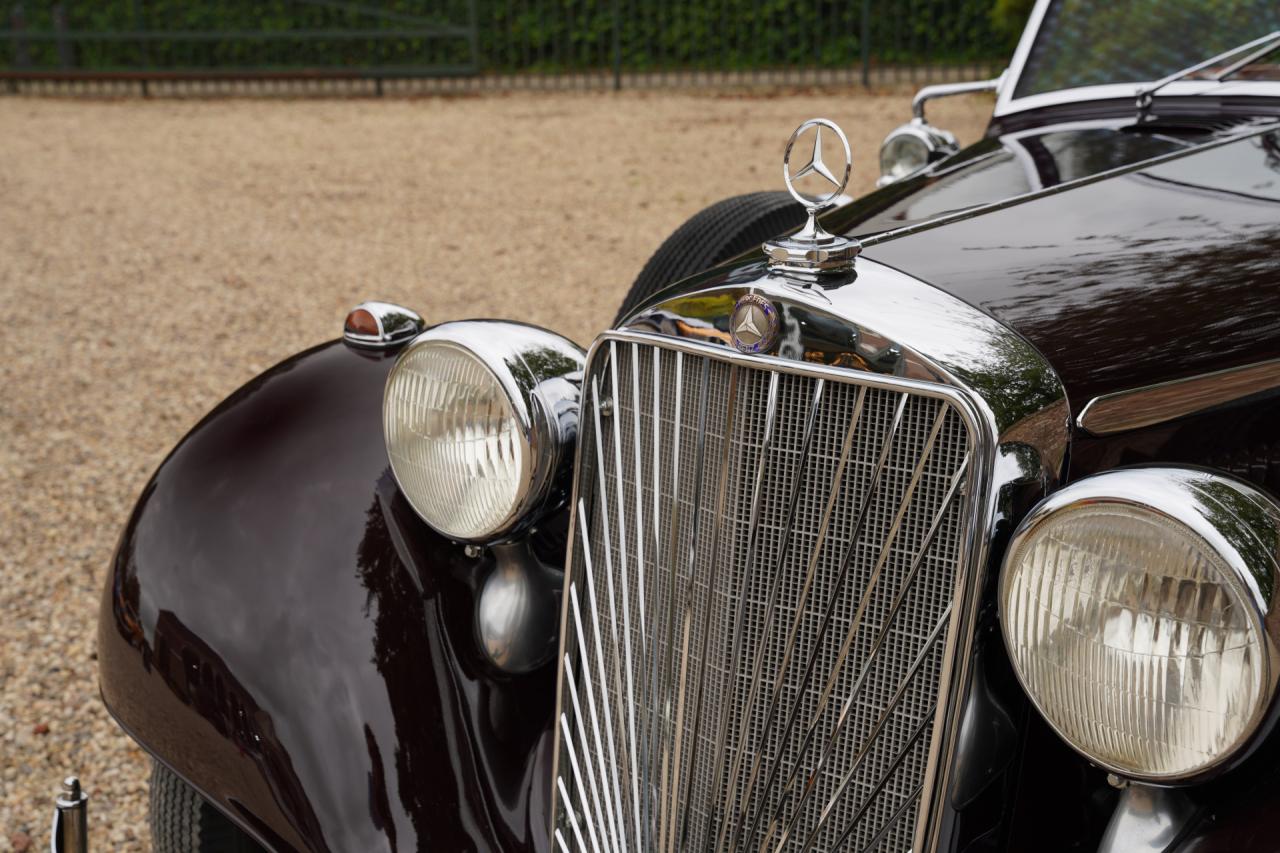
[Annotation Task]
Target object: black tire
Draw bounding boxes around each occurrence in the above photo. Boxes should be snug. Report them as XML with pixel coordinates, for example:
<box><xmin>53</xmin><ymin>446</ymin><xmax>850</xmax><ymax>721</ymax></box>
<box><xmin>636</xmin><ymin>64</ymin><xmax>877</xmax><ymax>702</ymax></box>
<box><xmin>615</xmin><ymin>191</ymin><xmax>807</xmax><ymax>324</ymax></box>
<box><xmin>150</xmin><ymin>762</ymin><xmax>267</xmax><ymax>853</ymax></box>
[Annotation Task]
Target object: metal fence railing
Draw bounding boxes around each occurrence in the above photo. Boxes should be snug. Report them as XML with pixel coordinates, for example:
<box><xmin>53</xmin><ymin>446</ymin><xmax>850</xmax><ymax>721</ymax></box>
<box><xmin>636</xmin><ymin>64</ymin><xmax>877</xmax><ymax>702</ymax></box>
<box><xmin>1</xmin><ymin>0</ymin><xmax>1011</xmax><ymax>95</ymax></box>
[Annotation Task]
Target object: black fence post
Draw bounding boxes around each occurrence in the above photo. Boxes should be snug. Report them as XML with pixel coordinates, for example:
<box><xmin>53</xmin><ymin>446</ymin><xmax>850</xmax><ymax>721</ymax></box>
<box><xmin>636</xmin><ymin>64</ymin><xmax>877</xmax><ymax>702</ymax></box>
<box><xmin>53</xmin><ymin>3</ymin><xmax>73</xmax><ymax>69</ymax></box>
<box><xmin>132</xmin><ymin>0</ymin><xmax>150</xmax><ymax>71</ymax></box>
<box><xmin>4</xmin><ymin>4</ymin><xmax>16</xmax><ymax>93</ymax></box>
<box><xmin>860</xmin><ymin>0</ymin><xmax>870</xmax><ymax>87</ymax></box>
<box><xmin>467</xmin><ymin>0</ymin><xmax>479</xmax><ymax>74</ymax></box>
<box><xmin>10</xmin><ymin>3</ymin><xmax>29</xmax><ymax>70</ymax></box>
<box><xmin>611</xmin><ymin>0</ymin><xmax>621</xmax><ymax>90</ymax></box>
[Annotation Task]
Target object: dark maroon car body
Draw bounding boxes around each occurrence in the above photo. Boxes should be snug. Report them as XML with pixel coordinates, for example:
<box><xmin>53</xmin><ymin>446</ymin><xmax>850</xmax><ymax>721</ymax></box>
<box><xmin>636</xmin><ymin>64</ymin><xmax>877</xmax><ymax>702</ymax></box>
<box><xmin>97</xmin><ymin>12</ymin><xmax>1280</xmax><ymax>849</ymax></box>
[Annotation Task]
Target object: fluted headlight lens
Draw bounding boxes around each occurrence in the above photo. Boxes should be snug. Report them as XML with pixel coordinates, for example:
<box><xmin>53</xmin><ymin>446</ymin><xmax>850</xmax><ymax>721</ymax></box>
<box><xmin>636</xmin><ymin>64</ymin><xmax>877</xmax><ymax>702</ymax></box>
<box><xmin>383</xmin><ymin>321</ymin><xmax>585</xmax><ymax>542</ymax></box>
<box><xmin>385</xmin><ymin>340</ymin><xmax>529</xmax><ymax>539</ymax></box>
<box><xmin>880</xmin><ymin>131</ymin><xmax>931</xmax><ymax>182</ymax></box>
<box><xmin>1001</xmin><ymin>469</ymin><xmax>1280</xmax><ymax>780</ymax></box>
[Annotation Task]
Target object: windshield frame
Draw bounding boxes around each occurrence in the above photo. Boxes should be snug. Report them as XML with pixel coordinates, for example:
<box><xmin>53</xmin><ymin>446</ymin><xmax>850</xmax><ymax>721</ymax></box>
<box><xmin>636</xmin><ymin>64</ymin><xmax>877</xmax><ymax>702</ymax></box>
<box><xmin>994</xmin><ymin>0</ymin><xmax>1280</xmax><ymax>117</ymax></box>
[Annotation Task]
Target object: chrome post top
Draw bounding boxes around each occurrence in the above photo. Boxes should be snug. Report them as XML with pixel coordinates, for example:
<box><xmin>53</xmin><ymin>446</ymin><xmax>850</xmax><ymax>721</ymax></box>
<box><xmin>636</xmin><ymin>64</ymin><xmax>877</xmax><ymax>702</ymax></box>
<box><xmin>763</xmin><ymin>118</ymin><xmax>861</xmax><ymax>276</ymax></box>
<box><xmin>51</xmin><ymin>775</ymin><xmax>88</xmax><ymax>853</ymax></box>
<box><xmin>55</xmin><ymin>777</ymin><xmax>85</xmax><ymax>807</ymax></box>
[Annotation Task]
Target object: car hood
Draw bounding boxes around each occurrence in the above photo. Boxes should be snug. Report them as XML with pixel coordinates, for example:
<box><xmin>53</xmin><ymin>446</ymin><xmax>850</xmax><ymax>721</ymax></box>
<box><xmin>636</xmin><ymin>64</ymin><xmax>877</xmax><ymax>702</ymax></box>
<box><xmin>854</xmin><ymin>123</ymin><xmax>1280</xmax><ymax>407</ymax></box>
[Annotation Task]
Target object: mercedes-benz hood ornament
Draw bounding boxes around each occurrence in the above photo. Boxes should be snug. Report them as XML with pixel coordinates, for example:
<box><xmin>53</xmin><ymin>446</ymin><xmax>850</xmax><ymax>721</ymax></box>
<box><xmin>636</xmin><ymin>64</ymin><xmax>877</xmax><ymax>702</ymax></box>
<box><xmin>763</xmin><ymin>118</ymin><xmax>861</xmax><ymax>275</ymax></box>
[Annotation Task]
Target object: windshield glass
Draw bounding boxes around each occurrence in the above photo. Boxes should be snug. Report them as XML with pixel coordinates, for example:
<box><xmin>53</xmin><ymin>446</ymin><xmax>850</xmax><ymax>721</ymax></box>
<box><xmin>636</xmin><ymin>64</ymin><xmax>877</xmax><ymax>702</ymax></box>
<box><xmin>1013</xmin><ymin>0</ymin><xmax>1280</xmax><ymax>99</ymax></box>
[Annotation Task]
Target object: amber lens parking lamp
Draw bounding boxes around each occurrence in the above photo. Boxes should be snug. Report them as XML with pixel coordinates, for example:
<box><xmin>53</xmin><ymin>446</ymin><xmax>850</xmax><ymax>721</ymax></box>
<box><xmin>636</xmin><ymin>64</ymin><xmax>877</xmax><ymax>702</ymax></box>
<box><xmin>1000</xmin><ymin>467</ymin><xmax>1280</xmax><ymax>781</ymax></box>
<box><xmin>383</xmin><ymin>321</ymin><xmax>584</xmax><ymax>542</ymax></box>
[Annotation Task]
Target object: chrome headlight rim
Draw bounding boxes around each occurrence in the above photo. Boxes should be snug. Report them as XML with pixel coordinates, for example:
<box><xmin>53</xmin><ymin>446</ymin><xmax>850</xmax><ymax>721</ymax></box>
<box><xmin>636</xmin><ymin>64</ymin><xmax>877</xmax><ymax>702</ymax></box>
<box><xmin>999</xmin><ymin>465</ymin><xmax>1280</xmax><ymax>783</ymax></box>
<box><xmin>383</xmin><ymin>320</ymin><xmax>584</xmax><ymax>544</ymax></box>
<box><xmin>877</xmin><ymin>119</ymin><xmax>959</xmax><ymax>187</ymax></box>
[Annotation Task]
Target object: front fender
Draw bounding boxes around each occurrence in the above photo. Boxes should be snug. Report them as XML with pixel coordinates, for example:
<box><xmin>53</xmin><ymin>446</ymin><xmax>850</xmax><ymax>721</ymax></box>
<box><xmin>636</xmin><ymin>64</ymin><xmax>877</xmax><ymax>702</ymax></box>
<box><xmin>99</xmin><ymin>340</ymin><xmax>556</xmax><ymax>852</ymax></box>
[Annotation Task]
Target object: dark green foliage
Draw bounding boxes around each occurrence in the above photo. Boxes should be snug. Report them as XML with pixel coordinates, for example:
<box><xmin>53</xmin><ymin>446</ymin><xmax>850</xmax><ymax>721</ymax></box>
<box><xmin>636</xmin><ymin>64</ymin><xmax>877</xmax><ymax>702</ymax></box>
<box><xmin>991</xmin><ymin>0</ymin><xmax>1034</xmax><ymax>40</ymax></box>
<box><xmin>1</xmin><ymin>0</ymin><xmax>1018</xmax><ymax>72</ymax></box>
<box><xmin>3</xmin><ymin>1</ymin><xmax>478</xmax><ymax>71</ymax></box>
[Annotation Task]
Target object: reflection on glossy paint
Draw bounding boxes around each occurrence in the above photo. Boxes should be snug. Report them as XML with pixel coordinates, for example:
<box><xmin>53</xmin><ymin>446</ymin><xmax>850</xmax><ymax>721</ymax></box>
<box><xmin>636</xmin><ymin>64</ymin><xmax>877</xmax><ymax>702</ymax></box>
<box><xmin>864</xmin><ymin>125</ymin><xmax>1280</xmax><ymax>404</ymax></box>
<box><xmin>99</xmin><ymin>342</ymin><xmax>558</xmax><ymax>853</ymax></box>
<box><xmin>830</xmin><ymin>125</ymin><xmax>1199</xmax><ymax>237</ymax></box>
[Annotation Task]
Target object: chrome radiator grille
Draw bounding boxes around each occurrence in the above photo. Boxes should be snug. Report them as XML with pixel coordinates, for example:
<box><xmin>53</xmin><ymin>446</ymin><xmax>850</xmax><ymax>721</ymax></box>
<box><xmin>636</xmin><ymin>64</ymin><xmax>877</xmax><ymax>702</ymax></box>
<box><xmin>553</xmin><ymin>334</ymin><xmax>977</xmax><ymax>853</ymax></box>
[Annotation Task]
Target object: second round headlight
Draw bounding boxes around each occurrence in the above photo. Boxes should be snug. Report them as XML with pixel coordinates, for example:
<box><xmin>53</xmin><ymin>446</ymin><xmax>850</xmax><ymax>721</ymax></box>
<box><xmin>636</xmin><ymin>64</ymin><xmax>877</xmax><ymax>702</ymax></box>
<box><xmin>877</xmin><ymin>119</ymin><xmax>958</xmax><ymax>186</ymax></box>
<box><xmin>879</xmin><ymin>131</ymin><xmax>931</xmax><ymax>183</ymax></box>
<box><xmin>1000</xmin><ymin>468</ymin><xmax>1280</xmax><ymax>781</ymax></box>
<box><xmin>383</xmin><ymin>321</ymin><xmax>584</xmax><ymax>542</ymax></box>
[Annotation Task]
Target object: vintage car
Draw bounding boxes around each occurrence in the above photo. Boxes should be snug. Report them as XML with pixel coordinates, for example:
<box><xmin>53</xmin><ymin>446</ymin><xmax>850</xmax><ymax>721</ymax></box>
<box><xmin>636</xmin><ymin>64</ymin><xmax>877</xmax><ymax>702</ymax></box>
<box><xmin>67</xmin><ymin>1</ymin><xmax>1280</xmax><ymax>851</ymax></box>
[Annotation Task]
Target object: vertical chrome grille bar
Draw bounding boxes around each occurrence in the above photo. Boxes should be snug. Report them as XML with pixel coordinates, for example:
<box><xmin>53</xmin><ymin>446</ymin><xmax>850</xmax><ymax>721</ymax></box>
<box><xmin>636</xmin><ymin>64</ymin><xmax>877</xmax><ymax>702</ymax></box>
<box><xmin>676</xmin><ymin>364</ymin><xmax>740</xmax><ymax>851</ymax></box>
<box><xmin>570</xmin><ymin>530</ymin><xmax>626</xmax><ymax>853</ymax></box>
<box><xmin>630</xmin><ymin>342</ymin><xmax>648</xmax><ymax>661</ymax></box>
<box><xmin>748</xmin><ymin>404</ymin><xmax>952</xmax><ymax>846</ymax></box>
<box><xmin>730</xmin><ymin>387</ymin><xmax>883</xmax><ymax>837</ymax></box>
<box><xmin>552</xmin><ymin>778</ymin><xmax>586</xmax><ymax>850</ymax></box>
<box><xmin>561</xmin><ymin>654</ymin><xmax>607</xmax><ymax>853</ymax></box>
<box><xmin>558</xmin><ymin>710</ymin><xmax>606</xmax><ymax>853</ymax></box>
<box><xmin>555</xmin><ymin>333</ymin><xmax>982</xmax><ymax>853</ymax></box>
<box><xmin>608</xmin><ymin>343</ymin><xmax>644</xmax><ymax>852</ymax></box>
<box><xmin>655</xmin><ymin>351</ymin><xmax>684</xmax><ymax>853</ymax></box>
<box><xmin>701</xmin><ymin>371</ymin><xmax>780</xmax><ymax>853</ymax></box>
<box><xmin>624</xmin><ymin>342</ymin><xmax>651</xmax><ymax>853</ymax></box>
<box><xmin>730</xmin><ymin>391</ymin><xmax>905</xmax><ymax>853</ymax></box>
<box><xmin>663</xmin><ymin>357</ymin><xmax>712</xmax><ymax>853</ymax></box>
<box><xmin>645</xmin><ymin>345</ymin><xmax>665</xmax><ymax>850</ymax></box>
<box><xmin>560</xmin><ymin>681</ymin><xmax>607</xmax><ymax>853</ymax></box>
<box><xmin>717</xmin><ymin>377</ymin><xmax>827</xmax><ymax>853</ymax></box>
<box><xmin>587</xmin><ymin>374</ymin><xmax>629</xmax><ymax>852</ymax></box>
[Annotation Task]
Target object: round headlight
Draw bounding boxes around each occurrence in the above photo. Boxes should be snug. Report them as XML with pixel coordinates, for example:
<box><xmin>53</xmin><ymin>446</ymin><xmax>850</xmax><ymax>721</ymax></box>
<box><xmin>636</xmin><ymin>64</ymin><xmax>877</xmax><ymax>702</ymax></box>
<box><xmin>383</xmin><ymin>321</ymin><xmax>584</xmax><ymax>542</ymax></box>
<box><xmin>1001</xmin><ymin>468</ymin><xmax>1280</xmax><ymax>781</ymax></box>
<box><xmin>877</xmin><ymin>119</ymin><xmax>959</xmax><ymax>186</ymax></box>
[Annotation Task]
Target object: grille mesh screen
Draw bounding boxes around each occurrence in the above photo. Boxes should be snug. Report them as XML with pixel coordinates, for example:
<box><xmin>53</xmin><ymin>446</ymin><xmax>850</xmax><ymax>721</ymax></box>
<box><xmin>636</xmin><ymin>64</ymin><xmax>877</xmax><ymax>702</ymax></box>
<box><xmin>554</xmin><ymin>337</ymin><xmax>975</xmax><ymax>853</ymax></box>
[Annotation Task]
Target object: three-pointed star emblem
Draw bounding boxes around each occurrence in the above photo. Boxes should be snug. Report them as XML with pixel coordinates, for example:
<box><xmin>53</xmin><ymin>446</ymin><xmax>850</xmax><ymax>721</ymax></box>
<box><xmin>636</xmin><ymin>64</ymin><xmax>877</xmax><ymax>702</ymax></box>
<box><xmin>730</xmin><ymin>294</ymin><xmax>778</xmax><ymax>353</ymax></box>
<box><xmin>734</xmin><ymin>303</ymin><xmax>766</xmax><ymax>345</ymax></box>
<box><xmin>790</xmin><ymin>125</ymin><xmax>843</xmax><ymax>193</ymax></box>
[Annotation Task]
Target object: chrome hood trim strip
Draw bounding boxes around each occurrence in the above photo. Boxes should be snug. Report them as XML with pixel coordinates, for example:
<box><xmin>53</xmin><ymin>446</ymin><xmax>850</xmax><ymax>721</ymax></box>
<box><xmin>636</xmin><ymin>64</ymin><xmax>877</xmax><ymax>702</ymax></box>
<box><xmin>1078</xmin><ymin>356</ymin><xmax>1280</xmax><ymax>435</ymax></box>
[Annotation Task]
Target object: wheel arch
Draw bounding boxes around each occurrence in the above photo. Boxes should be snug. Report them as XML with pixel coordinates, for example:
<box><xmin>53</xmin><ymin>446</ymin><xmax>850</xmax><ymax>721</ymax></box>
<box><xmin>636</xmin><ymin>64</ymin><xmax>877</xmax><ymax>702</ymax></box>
<box><xmin>98</xmin><ymin>340</ymin><xmax>557</xmax><ymax>852</ymax></box>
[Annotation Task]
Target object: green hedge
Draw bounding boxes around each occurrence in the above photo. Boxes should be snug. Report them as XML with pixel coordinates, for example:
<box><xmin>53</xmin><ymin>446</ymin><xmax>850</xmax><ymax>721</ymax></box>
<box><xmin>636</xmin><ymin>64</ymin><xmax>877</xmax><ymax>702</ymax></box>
<box><xmin>2</xmin><ymin>0</ymin><xmax>1017</xmax><ymax>72</ymax></box>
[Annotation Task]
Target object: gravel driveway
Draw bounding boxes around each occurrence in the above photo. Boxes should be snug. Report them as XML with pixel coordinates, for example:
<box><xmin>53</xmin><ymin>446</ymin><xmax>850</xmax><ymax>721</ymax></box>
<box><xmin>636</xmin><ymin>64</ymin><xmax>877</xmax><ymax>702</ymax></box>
<box><xmin>0</xmin><ymin>88</ymin><xmax>988</xmax><ymax>852</ymax></box>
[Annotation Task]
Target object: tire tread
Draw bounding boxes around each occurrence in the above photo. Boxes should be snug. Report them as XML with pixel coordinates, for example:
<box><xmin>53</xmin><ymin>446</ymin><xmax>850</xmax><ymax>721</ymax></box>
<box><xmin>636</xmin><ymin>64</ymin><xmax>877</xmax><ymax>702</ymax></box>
<box><xmin>615</xmin><ymin>191</ymin><xmax>807</xmax><ymax>324</ymax></box>
<box><xmin>150</xmin><ymin>762</ymin><xmax>266</xmax><ymax>853</ymax></box>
